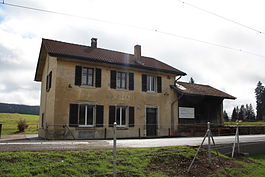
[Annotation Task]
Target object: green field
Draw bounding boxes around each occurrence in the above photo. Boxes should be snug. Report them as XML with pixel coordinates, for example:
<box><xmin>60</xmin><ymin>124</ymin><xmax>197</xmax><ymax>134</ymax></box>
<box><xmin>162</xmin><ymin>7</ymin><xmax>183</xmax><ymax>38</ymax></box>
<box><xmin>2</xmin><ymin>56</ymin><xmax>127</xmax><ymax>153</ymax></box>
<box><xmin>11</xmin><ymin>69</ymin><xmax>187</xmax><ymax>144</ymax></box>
<box><xmin>0</xmin><ymin>113</ymin><xmax>39</xmax><ymax>135</ymax></box>
<box><xmin>224</xmin><ymin>121</ymin><xmax>265</xmax><ymax>126</ymax></box>
<box><xmin>0</xmin><ymin>146</ymin><xmax>264</xmax><ymax>177</ymax></box>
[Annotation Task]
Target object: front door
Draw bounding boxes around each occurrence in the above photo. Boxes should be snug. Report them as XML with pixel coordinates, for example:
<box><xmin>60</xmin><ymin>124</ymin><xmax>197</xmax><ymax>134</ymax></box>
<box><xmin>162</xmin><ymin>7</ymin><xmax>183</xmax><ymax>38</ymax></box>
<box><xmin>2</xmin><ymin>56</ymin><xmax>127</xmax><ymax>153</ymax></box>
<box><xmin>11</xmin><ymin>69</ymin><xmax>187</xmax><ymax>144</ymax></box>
<box><xmin>146</xmin><ymin>107</ymin><xmax>157</xmax><ymax>136</ymax></box>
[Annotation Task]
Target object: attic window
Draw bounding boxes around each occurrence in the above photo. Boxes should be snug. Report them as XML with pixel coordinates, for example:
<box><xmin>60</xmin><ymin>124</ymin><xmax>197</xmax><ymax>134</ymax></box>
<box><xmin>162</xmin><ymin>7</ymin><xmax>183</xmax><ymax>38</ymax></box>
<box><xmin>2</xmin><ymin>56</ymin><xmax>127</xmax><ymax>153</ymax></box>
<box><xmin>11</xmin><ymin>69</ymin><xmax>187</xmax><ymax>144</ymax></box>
<box><xmin>175</xmin><ymin>83</ymin><xmax>186</xmax><ymax>91</ymax></box>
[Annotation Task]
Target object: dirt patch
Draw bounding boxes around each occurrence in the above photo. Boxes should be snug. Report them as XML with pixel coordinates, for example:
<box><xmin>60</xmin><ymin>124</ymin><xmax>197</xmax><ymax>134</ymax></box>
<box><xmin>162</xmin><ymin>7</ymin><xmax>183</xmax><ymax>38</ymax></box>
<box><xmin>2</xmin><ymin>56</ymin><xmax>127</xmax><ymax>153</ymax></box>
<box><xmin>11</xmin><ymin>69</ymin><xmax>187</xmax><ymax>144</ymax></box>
<box><xmin>148</xmin><ymin>148</ymin><xmax>244</xmax><ymax>177</ymax></box>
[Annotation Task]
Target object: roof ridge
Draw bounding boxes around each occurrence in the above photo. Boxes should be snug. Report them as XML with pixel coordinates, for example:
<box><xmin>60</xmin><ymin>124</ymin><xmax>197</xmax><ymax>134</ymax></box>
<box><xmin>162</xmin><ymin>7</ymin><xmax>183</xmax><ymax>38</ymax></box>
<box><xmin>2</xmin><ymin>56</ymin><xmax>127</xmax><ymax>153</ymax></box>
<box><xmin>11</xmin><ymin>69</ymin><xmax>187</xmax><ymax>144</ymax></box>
<box><xmin>177</xmin><ymin>81</ymin><xmax>210</xmax><ymax>87</ymax></box>
<box><xmin>42</xmin><ymin>38</ymin><xmax>159</xmax><ymax>60</ymax></box>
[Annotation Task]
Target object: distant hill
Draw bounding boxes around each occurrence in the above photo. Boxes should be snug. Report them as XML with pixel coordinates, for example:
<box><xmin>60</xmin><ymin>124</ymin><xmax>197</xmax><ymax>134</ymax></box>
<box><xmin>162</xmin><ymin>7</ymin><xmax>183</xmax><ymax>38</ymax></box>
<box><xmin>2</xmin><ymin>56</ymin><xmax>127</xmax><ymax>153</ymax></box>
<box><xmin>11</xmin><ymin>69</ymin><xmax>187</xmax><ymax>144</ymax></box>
<box><xmin>0</xmin><ymin>103</ymin><xmax>39</xmax><ymax>115</ymax></box>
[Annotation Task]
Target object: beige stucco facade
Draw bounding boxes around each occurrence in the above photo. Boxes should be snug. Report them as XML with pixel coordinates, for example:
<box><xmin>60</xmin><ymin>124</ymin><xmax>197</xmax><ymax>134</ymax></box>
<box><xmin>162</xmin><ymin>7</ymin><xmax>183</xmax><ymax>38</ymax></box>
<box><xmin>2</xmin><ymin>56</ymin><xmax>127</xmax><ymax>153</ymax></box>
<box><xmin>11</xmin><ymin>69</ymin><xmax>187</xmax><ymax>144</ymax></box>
<box><xmin>39</xmin><ymin>56</ymin><xmax>179</xmax><ymax>139</ymax></box>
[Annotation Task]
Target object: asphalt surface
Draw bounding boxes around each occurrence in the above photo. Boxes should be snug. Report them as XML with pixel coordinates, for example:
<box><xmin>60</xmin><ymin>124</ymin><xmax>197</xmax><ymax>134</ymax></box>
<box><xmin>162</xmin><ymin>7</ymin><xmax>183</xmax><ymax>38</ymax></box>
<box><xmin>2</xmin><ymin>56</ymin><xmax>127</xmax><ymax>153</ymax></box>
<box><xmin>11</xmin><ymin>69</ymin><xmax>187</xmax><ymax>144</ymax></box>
<box><xmin>0</xmin><ymin>134</ymin><xmax>265</xmax><ymax>152</ymax></box>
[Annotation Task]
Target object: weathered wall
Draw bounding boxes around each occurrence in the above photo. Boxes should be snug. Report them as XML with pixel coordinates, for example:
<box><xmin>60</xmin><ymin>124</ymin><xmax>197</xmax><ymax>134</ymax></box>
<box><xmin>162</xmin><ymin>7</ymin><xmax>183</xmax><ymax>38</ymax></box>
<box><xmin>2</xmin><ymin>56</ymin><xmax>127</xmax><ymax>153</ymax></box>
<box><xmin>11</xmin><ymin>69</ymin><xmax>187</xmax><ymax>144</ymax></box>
<box><xmin>42</xmin><ymin>57</ymin><xmax>178</xmax><ymax>139</ymax></box>
<box><xmin>38</xmin><ymin>55</ymin><xmax>57</xmax><ymax>138</ymax></box>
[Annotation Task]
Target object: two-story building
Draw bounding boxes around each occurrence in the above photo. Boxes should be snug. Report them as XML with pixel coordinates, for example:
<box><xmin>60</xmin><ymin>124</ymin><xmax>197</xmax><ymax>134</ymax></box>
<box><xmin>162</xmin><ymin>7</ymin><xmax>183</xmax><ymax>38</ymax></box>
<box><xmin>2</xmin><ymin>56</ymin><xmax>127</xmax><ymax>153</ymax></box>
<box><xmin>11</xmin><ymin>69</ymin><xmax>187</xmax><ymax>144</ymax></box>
<box><xmin>34</xmin><ymin>38</ymin><xmax>235</xmax><ymax>139</ymax></box>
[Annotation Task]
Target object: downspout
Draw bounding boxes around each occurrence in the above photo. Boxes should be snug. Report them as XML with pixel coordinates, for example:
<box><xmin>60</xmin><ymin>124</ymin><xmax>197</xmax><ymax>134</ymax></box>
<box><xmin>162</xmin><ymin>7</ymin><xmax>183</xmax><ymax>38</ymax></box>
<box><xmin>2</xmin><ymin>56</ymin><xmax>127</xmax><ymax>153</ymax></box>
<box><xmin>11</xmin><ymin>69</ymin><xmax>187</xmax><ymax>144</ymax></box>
<box><xmin>170</xmin><ymin>77</ymin><xmax>183</xmax><ymax>136</ymax></box>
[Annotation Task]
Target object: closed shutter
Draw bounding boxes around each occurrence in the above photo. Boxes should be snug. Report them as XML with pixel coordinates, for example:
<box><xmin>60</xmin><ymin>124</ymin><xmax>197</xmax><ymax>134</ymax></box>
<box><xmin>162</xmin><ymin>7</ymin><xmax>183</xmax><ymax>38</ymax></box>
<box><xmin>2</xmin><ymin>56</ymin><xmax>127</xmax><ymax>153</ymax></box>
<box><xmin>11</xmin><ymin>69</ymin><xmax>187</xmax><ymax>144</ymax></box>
<box><xmin>110</xmin><ymin>70</ymin><xmax>116</xmax><ymax>89</ymax></box>
<box><xmin>49</xmin><ymin>71</ymin><xmax>52</xmax><ymax>90</ymax></box>
<box><xmin>95</xmin><ymin>68</ymin><xmax>101</xmax><ymax>88</ymax></box>
<box><xmin>109</xmin><ymin>106</ymin><xmax>115</xmax><ymax>127</ymax></box>
<box><xmin>75</xmin><ymin>66</ymin><xmax>82</xmax><ymax>86</ymax></box>
<box><xmin>142</xmin><ymin>74</ymin><xmax>147</xmax><ymax>92</ymax></box>
<box><xmin>157</xmin><ymin>76</ymin><xmax>162</xmax><ymax>93</ymax></box>
<box><xmin>69</xmin><ymin>104</ymin><xmax>78</xmax><ymax>127</ymax></box>
<box><xmin>46</xmin><ymin>75</ymin><xmax>49</xmax><ymax>91</ymax></box>
<box><xmin>96</xmin><ymin>105</ymin><xmax>104</xmax><ymax>127</ymax></box>
<box><xmin>129</xmin><ymin>106</ymin><xmax>135</xmax><ymax>127</ymax></box>
<box><xmin>129</xmin><ymin>73</ymin><xmax>134</xmax><ymax>90</ymax></box>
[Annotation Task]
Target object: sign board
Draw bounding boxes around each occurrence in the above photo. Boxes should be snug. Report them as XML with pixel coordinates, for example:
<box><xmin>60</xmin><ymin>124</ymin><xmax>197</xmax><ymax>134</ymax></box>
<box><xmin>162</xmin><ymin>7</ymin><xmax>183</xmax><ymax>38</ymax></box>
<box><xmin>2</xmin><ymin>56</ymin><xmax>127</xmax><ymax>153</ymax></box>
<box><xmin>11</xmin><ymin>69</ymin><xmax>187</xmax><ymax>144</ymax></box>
<box><xmin>179</xmin><ymin>107</ymin><xmax>195</xmax><ymax>119</ymax></box>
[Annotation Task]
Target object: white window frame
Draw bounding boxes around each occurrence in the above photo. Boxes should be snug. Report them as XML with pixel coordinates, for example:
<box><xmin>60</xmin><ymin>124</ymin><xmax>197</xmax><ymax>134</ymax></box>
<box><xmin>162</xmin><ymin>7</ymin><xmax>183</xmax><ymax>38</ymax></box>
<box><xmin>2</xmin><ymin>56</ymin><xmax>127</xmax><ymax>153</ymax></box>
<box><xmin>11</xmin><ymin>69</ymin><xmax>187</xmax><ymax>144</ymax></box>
<box><xmin>81</xmin><ymin>67</ymin><xmax>94</xmax><ymax>86</ymax></box>
<box><xmin>147</xmin><ymin>75</ymin><xmax>157</xmax><ymax>92</ymax></box>
<box><xmin>116</xmin><ymin>106</ymin><xmax>128</xmax><ymax>127</ymax></box>
<box><xmin>78</xmin><ymin>104</ymin><xmax>96</xmax><ymax>127</ymax></box>
<box><xmin>116</xmin><ymin>71</ymin><xmax>128</xmax><ymax>89</ymax></box>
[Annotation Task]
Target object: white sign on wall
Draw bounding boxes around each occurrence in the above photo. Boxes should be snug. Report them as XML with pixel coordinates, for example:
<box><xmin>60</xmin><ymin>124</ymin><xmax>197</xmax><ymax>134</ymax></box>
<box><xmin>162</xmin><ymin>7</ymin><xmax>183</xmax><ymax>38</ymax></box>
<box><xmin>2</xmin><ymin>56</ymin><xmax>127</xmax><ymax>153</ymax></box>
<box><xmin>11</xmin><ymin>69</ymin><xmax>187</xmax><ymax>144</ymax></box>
<box><xmin>179</xmin><ymin>107</ymin><xmax>195</xmax><ymax>119</ymax></box>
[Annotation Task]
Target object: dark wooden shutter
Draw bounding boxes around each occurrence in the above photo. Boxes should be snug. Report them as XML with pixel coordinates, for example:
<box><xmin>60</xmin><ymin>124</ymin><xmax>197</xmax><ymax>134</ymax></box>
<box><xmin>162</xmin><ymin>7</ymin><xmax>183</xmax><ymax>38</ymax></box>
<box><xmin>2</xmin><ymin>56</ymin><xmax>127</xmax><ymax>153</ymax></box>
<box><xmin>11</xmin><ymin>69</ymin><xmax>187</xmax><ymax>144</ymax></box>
<box><xmin>69</xmin><ymin>104</ymin><xmax>78</xmax><ymax>127</ymax></box>
<box><xmin>129</xmin><ymin>73</ymin><xmax>134</xmax><ymax>90</ymax></box>
<box><xmin>142</xmin><ymin>74</ymin><xmax>147</xmax><ymax>92</ymax></box>
<box><xmin>49</xmin><ymin>71</ymin><xmax>52</xmax><ymax>89</ymax></box>
<box><xmin>110</xmin><ymin>70</ymin><xmax>116</xmax><ymax>89</ymax></box>
<box><xmin>46</xmin><ymin>75</ymin><xmax>49</xmax><ymax>91</ymax></box>
<box><xmin>75</xmin><ymin>66</ymin><xmax>82</xmax><ymax>86</ymax></box>
<box><xmin>109</xmin><ymin>106</ymin><xmax>115</xmax><ymax>127</ymax></box>
<box><xmin>157</xmin><ymin>76</ymin><xmax>162</xmax><ymax>93</ymax></box>
<box><xmin>129</xmin><ymin>106</ymin><xmax>135</xmax><ymax>127</ymax></box>
<box><xmin>96</xmin><ymin>105</ymin><xmax>104</xmax><ymax>127</ymax></box>
<box><xmin>95</xmin><ymin>68</ymin><xmax>101</xmax><ymax>88</ymax></box>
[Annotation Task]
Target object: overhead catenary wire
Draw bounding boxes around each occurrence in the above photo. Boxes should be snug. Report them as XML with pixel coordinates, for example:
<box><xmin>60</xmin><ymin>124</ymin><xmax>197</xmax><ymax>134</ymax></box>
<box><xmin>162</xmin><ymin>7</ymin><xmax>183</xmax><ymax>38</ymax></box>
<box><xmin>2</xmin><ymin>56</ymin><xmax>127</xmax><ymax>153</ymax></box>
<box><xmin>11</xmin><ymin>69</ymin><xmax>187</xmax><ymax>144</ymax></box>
<box><xmin>176</xmin><ymin>0</ymin><xmax>265</xmax><ymax>35</ymax></box>
<box><xmin>2</xmin><ymin>1</ymin><xmax>265</xmax><ymax>59</ymax></box>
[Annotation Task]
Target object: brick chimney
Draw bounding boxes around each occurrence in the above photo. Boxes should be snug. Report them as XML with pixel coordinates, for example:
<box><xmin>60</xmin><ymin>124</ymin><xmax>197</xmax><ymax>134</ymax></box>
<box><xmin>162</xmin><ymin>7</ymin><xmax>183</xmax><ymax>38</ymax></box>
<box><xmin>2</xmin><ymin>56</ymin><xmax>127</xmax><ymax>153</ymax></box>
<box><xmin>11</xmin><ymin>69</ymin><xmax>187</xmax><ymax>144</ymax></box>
<box><xmin>134</xmin><ymin>45</ymin><xmax>141</xmax><ymax>60</ymax></box>
<box><xmin>91</xmin><ymin>38</ymin><xmax>97</xmax><ymax>48</ymax></box>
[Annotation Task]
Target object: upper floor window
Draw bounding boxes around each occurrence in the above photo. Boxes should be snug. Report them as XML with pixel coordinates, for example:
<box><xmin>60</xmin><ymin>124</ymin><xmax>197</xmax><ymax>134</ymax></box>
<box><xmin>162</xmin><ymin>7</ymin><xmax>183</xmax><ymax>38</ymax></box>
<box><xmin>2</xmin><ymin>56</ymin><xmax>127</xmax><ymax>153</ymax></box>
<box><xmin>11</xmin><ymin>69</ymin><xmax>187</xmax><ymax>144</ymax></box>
<box><xmin>82</xmin><ymin>67</ymin><xmax>94</xmax><ymax>86</ymax></box>
<box><xmin>147</xmin><ymin>75</ymin><xmax>156</xmax><ymax>92</ymax></box>
<box><xmin>46</xmin><ymin>71</ymin><xmax>52</xmax><ymax>92</ymax></box>
<box><xmin>117</xmin><ymin>71</ymin><xmax>127</xmax><ymax>89</ymax></box>
<box><xmin>110</xmin><ymin>70</ymin><xmax>134</xmax><ymax>90</ymax></box>
<box><xmin>75</xmin><ymin>66</ymin><xmax>101</xmax><ymax>88</ymax></box>
<box><xmin>142</xmin><ymin>74</ymin><xmax>162</xmax><ymax>93</ymax></box>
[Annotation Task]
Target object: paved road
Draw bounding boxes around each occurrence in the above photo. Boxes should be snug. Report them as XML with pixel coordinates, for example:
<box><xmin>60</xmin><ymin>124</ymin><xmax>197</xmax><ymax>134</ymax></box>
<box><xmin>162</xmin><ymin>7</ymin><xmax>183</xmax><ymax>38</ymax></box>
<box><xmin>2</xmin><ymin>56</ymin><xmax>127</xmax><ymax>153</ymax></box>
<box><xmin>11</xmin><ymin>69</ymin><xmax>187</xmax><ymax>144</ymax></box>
<box><xmin>0</xmin><ymin>134</ymin><xmax>264</xmax><ymax>152</ymax></box>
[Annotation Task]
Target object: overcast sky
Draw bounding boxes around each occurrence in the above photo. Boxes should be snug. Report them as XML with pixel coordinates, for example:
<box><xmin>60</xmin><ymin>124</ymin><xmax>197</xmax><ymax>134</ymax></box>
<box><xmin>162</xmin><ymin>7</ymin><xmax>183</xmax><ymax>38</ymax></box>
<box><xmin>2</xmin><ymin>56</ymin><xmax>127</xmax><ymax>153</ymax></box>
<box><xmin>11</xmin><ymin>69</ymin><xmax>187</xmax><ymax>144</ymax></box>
<box><xmin>0</xmin><ymin>0</ymin><xmax>265</xmax><ymax>116</ymax></box>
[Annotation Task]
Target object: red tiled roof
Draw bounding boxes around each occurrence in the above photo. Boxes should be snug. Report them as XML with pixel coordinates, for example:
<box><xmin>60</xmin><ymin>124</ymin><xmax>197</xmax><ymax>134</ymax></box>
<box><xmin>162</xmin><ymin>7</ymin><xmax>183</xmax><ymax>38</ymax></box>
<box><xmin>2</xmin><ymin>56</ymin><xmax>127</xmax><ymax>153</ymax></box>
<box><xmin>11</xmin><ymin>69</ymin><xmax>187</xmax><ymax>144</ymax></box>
<box><xmin>171</xmin><ymin>82</ymin><xmax>236</xmax><ymax>99</ymax></box>
<box><xmin>36</xmin><ymin>39</ymin><xmax>186</xmax><ymax>79</ymax></box>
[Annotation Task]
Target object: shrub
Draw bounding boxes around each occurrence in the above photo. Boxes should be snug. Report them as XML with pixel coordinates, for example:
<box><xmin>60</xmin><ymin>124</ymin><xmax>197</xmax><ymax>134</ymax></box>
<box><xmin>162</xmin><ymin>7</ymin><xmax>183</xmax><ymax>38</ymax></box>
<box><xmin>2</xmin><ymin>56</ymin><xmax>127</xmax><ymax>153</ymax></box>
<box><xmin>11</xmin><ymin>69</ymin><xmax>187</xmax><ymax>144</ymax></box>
<box><xmin>17</xmin><ymin>119</ymin><xmax>29</xmax><ymax>132</ymax></box>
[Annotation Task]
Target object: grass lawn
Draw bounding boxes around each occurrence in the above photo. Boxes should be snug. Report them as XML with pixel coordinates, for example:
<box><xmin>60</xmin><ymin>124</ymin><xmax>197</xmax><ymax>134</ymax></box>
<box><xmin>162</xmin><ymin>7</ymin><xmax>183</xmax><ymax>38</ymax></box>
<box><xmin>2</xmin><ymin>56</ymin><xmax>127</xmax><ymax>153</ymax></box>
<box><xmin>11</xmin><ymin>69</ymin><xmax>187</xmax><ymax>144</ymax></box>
<box><xmin>224</xmin><ymin>121</ymin><xmax>265</xmax><ymax>126</ymax></box>
<box><xmin>0</xmin><ymin>113</ymin><xmax>39</xmax><ymax>135</ymax></box>
<box><xmin>0</xmin><ymin>146</ymin><xmax>265</xmax><ymax>177</ymax></box>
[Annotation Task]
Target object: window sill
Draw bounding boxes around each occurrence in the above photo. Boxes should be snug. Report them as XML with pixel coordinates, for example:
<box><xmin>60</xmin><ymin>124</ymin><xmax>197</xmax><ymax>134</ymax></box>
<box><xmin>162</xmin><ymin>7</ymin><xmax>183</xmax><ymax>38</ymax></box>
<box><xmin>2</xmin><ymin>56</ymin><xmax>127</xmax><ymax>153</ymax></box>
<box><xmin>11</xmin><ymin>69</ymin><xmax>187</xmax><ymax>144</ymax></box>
<box><xmin>80</xmin><ymin>85</ymin><xmax>95</xmax><ymax>89</ymax></box>
<box><xmin>116</xmin><ymin>126</ymin><xmax>129</xmax><ymax>130</ymax></box>
<box><xmin>78</xmin><ymin>126</ymin><xmax>95</xmax><ymax>129</ymax></box>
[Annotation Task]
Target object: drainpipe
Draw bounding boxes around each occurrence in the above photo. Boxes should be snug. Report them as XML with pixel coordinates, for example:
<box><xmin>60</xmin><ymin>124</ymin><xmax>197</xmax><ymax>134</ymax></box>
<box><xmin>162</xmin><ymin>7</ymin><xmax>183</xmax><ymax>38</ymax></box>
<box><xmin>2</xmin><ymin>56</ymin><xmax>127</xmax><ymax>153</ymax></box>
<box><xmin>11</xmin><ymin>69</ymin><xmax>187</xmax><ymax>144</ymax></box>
<box><xmin>171</xmin><ymin>78</ymin><xmax>183</xmax><ymax>136</ymax></box>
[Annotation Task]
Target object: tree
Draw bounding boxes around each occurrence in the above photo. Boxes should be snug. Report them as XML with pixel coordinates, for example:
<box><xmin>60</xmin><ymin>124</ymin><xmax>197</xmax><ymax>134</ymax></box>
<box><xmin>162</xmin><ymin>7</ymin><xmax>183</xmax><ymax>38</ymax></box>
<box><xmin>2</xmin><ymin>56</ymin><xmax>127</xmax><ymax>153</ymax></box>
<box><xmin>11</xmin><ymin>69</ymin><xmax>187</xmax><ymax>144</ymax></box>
<box><xmin>245</xmin><ymin>104</ymin><xmax>256</xmax><ymax>121</ymax></box>
<box><xmin>255</xmin><ymin>81</ymin><xmax>265</xmax><ymax>121</ymax></box>
<box><xmin>238</xmin><ymin>105</ymin><xmax>246</xmax><ymax>121</ymax></box>
<box><xmin>231</xmin><ymin>107</ymin><xmax>238</xmax><ymax>121</ymax></box>
<box><xmin>189</xmin><ymin>77</ymin><xmax>195</xmax><ymax>84</ymax></box>
<box><xmin>223</xmin><ymin>110</ymin><xmax>229</xmax><ymax>122</ymax></box>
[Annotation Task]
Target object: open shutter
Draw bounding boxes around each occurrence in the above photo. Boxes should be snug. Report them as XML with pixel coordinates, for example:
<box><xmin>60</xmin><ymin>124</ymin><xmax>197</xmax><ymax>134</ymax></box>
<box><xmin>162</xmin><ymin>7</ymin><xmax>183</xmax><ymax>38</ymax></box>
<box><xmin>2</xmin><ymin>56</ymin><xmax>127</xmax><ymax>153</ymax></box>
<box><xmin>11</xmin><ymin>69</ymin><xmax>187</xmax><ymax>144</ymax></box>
<box><xmin>129</xmin><ymin>73</ymin><xmax>134</xmax><ymax>90</ymax></box>
<box><xmin>109</xmin><ymin>106</ymin><xmax>115</xmax><ymax>127</ymax></box>
<box><xmin>157</xmin><ymin>76</ymin><xmax>162</xmax><ymax>93</ymax></box>
<box><xmin>69</xmin><ymin>104</ymin><xmax>78</xmax><ymax>127</ymax></box>
<box><xmin>142</xmin><ymin>74</ymin><xmax>147</xmax><ymax>92</ymax></box>
<box><xmin>95</xmin><ymin>68</ymin><xmax>101</xmax><ymax>88</ymax></box>
<box><xmin>110</xmin><ymin>70</ymin><xmax>116</xmax><ymax>89</ymax></box>
<box><xmin>129</xmin><ymin>106</ymin><xmax>135</xmax><ymax>127</ymax></box>
<box><xmin>75</xmin><ymin>66</ymin><xmax>82</xmax><ymax>86</ymax></box>
<box><xmin>96</xmin><ymin>105</ymin><xmax>104</xmax><ymax>127</ymax></box>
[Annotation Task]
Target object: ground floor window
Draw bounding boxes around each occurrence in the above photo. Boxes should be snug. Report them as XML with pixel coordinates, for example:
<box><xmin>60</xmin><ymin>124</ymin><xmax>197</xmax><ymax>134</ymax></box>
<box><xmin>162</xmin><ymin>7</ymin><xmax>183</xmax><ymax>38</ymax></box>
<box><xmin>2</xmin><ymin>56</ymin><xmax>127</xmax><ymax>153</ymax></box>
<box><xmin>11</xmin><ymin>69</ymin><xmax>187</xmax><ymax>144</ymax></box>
<box><xmin>79</xmin><ymin>104</ymin><xmax>95</xmax><ymax>126</ymax></box>
<box><xmin>116</xmin><ymin>106</ymin><xmax>127</xmax><ymax>127</ymax></box>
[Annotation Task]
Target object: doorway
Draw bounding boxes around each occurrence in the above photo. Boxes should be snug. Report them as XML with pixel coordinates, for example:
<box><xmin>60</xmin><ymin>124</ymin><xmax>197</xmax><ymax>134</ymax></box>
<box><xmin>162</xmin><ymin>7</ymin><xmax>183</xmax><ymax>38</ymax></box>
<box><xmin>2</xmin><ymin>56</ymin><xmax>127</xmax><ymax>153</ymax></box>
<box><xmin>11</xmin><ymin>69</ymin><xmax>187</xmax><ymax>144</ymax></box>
<box><xmin>146</xmin><ymin>107</ymin><xmax>157</xmax><ymax>136</ymax></box>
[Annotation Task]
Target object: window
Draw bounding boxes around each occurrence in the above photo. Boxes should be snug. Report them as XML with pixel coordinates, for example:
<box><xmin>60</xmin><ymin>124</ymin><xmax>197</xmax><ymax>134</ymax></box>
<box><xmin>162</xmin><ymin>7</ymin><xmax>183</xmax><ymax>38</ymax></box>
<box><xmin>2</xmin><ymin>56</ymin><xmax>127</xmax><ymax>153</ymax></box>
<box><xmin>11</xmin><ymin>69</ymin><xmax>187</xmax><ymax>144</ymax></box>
<box><xmin>142</xmin><ymin>74</ymin><xmax>162</xmax><ymax>93</ymax></box>
<box><xmin>75</xmin><ymin>66</ymin><xmax>101</xmax><ymax>87</ymax></box>
<box><xmin>46</xmin><ymin>71</ymin><xmax>52</xmax><ymax>91</ymax></box>
<box><xmin>116</xmin><ymin>106</ymin><xmax>127</xmax><ymax>126</ymax></box>
<box><xmin>110</xmin><ymin>70</ymin><xmax>134</xmax><ymax>90</ymax></box>
<box><xmin>147</xmin><ymin>75</ymin><xmax>156</xmax><ymax>92</ymax></box>
<box><xmin>69</xmin><ymin>104</ymin><xmax>104</xmax><ymax>127</ymax></box>
<box><xmin>79</xmin><ymin>104</ymin><xmax>95</xmax><ymax>126</ymax></box>
<box><xmin>117</xmin><ymin>72</ymin><xmax>127</xmax><ymax>89</ymax></box>
<box><xmin>82</xmin><ymin>67</ymin><xmax>94</xmax><ymax>86</ymax></box>
<box><xmin>109</xmin><ymin>106</ymin><xmax>135</xmax><ymax>127</ymax></box>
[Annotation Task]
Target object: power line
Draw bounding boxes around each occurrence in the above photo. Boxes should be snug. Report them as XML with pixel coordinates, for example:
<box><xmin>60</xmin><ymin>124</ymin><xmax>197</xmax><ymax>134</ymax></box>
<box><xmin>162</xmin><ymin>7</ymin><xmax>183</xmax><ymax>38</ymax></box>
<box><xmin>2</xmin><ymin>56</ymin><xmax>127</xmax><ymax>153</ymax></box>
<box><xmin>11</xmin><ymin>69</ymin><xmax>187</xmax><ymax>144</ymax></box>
<box><xmin>176</xmin><ymin>0</ymin><xmax>265</xmax><ymax>35</ymax></box>
<box><xmin>2</xmin><ymin>1</ymin><xmax>265</xmax><ymax>59</ymax></box>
